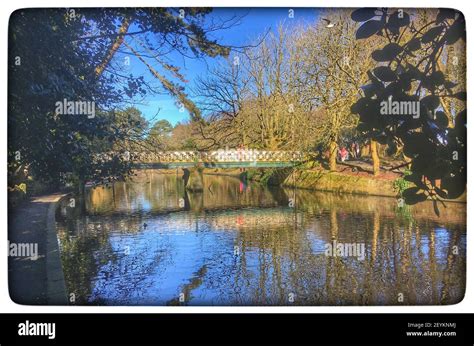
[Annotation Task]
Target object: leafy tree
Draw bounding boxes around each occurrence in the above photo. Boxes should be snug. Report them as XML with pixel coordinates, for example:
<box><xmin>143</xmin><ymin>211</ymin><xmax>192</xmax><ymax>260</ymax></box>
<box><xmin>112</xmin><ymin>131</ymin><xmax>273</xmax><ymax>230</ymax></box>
<box><xmin>168</xmin><ymin>122</ymin><xmax>199</xmax><ymax>150</ymax></box>
<box><xmin>350</xmin><ymin>8</ymin><xmax>466</xmax><ymax>207</ymax></box>
<box><xmin>9</xmin><ymin>9</ymin><xmax>126</xmax><ymax>189</ymax></box>
<box><xmin>148</xmin><ymin>119</ymin><xmax>174</xmax><ymax>149</ymax></box>
<box><xmin>9</xmin><ymin>8</ymin><xmax>231</xmax><ymax>191</ymax></box>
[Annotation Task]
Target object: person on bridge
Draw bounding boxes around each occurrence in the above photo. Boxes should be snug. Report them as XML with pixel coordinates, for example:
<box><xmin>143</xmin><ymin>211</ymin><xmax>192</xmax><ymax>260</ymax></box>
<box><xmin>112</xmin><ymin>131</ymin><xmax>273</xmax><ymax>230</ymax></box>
<box><xmin>237</xmin><ymin>144</ymin><xmax>245</xmax><ymax>172</ymax></box>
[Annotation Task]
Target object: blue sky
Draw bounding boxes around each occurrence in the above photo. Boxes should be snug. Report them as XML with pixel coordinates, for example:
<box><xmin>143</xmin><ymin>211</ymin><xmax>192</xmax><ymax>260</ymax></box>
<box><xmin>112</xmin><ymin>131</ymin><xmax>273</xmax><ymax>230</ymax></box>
<box><xmin>120</xmin><ymin>8</ymin><xmax>320</xmax><ymax>126</ymax></box>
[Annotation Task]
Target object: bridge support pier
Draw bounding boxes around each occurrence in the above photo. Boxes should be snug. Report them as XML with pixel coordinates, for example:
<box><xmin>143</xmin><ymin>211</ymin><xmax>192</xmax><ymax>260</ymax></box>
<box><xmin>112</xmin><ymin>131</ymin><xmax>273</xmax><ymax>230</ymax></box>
<box><xmin>183</xmin><ymin>167</ymin><xmax>204</xmax><ymax>192</ymax></box>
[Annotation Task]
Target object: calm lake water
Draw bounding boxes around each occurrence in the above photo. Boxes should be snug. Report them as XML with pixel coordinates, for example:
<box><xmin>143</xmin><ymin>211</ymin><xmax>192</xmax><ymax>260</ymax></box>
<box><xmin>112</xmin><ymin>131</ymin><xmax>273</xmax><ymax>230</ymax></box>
<box><xmin>56</xmin><ymin>170</ymin><xmax>466</xmax><ymax>305</ymax></box>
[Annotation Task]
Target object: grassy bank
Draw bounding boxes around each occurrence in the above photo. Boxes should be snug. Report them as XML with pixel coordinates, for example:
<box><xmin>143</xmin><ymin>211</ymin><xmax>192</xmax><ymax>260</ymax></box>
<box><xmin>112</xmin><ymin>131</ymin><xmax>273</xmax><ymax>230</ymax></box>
<box><xmin>282</xmin><ymin>169</ymin><xmax>397</xmax><ymax>197</ymax></box>
<box><xmin>245</xmin><ymin>167</ymin><xmax>397</xmax><ymax>197</ymax></box>
<box><xmin>244</xmin><ymin>166</ymin><xmax>466</xmax><ymax>203</ymax></box>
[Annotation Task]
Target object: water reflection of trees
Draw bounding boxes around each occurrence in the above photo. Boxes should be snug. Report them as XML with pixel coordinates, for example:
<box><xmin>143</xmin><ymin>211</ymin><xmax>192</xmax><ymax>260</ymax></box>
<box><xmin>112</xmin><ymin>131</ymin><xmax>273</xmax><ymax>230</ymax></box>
<box><xmin>57</xmin><ymin>218</ymin><xmax>114</xmax><ymax>304</ymax></box>
<box><xmin>86</xmin><ymin>171</ymin><xmax>288</xmax><ymax>215</ymax></box>
<box><xmin>56</xmin><ymin>172</ymin><xmax>466</xmax><ymax>305</ymax></box>
<box><xmin>57</xmin><ymin>214</ymin><xmax>176</xmax><ymax>304</ymax></box>
<box><xmin>200</xmin><ymin>209</ymin><xmax>465</xmax><ymax>305</ymax></box>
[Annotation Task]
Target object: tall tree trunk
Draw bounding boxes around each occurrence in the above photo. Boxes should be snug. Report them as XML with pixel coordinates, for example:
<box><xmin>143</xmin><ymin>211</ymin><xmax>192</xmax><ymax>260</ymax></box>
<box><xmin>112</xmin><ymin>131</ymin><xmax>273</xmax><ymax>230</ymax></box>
<box><xmin>329</xmin><ymin>139</ymin><xmax>337</xmax><ymax>171</ymax></box>
<box><xmin>371</xmin><ymin>139</ymin><xmax>380</xmax><ymax>176</ymax></box>
<box><xmin>95</xmin><ymin>18</ymin><xmax>131</xmax><ymax>78</ymax></box>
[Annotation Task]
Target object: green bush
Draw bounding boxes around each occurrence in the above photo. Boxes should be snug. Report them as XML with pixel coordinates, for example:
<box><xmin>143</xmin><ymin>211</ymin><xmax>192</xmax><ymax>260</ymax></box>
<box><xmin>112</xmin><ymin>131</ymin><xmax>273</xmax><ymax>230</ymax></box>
<box><xmin>393</xmin><ymin>169</ymin><xmax>412</xmax><ymax>197</ymax></box>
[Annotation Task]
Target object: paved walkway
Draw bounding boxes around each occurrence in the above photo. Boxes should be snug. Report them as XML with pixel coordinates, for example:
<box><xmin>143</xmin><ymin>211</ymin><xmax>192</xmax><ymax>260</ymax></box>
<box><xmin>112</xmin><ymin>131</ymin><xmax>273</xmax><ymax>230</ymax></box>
<box><xmin>8</xmin><ymin>193</ymin><xmax>69</xmax><ymax>305</ymax></box>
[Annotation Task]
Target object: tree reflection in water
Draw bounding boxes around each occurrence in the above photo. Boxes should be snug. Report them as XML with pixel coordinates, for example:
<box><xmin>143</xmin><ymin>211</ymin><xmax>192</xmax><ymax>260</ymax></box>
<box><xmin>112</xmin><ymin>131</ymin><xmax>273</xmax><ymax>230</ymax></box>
<box><xmin>56</xmin><ymin>170</ymin><xmax>466</xmax><ymax>305</ymax></box>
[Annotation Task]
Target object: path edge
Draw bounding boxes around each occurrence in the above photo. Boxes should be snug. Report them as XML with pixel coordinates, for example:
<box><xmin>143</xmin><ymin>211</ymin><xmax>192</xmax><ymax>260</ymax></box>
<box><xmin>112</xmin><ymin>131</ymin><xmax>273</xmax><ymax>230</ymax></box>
<box><xmin>45</xmin><ymin>193</ymin><xmax>71</xmax><ymax>305</ymax></box>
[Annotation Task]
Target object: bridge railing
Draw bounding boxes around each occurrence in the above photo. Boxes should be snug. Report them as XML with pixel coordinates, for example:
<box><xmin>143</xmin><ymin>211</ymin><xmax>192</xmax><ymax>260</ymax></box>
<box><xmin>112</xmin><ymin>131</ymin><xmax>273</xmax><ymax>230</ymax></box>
<box><xmin>202</xmin><ymin>149</ymin><xmax>303</xmax><ymax>163</ymax></box>
<box><xmin>95</xmin><ymin>150</ymin><xmax>305</xmax><ymax>164</ymax></box>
